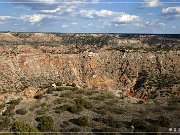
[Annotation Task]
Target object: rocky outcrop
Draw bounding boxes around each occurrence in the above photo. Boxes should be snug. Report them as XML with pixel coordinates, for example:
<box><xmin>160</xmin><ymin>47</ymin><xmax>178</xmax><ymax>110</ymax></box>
<box><xmin>0</xmin><ymin>33</ymin><xmax>179</xmax><ymax>98</ymax></box>
<box><xmin>0</xmin><ymin>44</ymin><xmax>179</xmax><ymax>93</ymax></box>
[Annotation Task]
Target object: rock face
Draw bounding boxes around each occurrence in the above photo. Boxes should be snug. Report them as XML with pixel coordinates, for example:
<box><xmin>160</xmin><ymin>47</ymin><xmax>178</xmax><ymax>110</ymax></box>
<box><xmin>0</xmin><ymin>33</ymin><xmax>179</xmax><ymax>97</ymax></box>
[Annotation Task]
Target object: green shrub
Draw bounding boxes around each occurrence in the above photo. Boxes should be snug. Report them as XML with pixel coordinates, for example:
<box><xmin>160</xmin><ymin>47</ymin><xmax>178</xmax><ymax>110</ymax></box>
<box><xmin>8</xmin><ymin>99</ymin><xmax>21</xmax><ymax>105</ymax></box>
<box><xmin>132</xmin><ymin>119</ymin><xmax>147</xmax><ymax>132</ymax></box>
<box><xmin>0</xmin><ymin>117</ymin><xmax>11</xmax><ymax>130</ymax></box>
<box><xmin>77</xmin><ymin>116</ymin><xmax>88</xmax><ymax>126</ymax></box>
<box><xmin>137</xmin><ymin>100</ymin><xmax>144</xmax><ymax>104</ymax></box>
<box><xmin>3</xmin><ymin>105</ymin><xmax>15</xmax><ymax>116</ymax></box>
<box><xmin>56</xmin><ymin>82</ymin><xmax>62</xmax><ymax>86</ymax></box>
<box><xmin>54</xmin><ymin>104</ymin><xmax>71</xmax><ymax>114</ymax></box>
<box><xmin>149</xmin><ymin>74</ymin><xmax>180</xmax><ymax>89</ymax></box>
<box><xmin>11</xmin><ymin>121</ymin><xmax>41</xmax><ymax>135</ymax></box>
<box><xmin>47</xmin><ymin>87</ymin><xmax>55</xmax><ymax>94</ymax></box>
<box><xmin>36</xmin><ymin>116</ymin><xmax>54</xmax><ymax>132</ymax></box>
<box><xmin>75</xmin><ymin>98</ymin><xmax>92</xmax><ymax>109</ymax></box>
<box><xmin>16</xmin><ymin>108</ymin><xmax>27</xmax><ymax>115</ymax></box>
<box><xmin>68</xmin><ymin>104</ymin><xmax>83</xmax><ymax>113</ymax></box>
<box><xmin>36</xmin><ymin>107</ymin><xmax>49</xmax><ymax>115</ymax></box>
<box><xmin>157</xmin><ymin>116</ymin><xmax>171</xmax><ymax>127</ymax></box>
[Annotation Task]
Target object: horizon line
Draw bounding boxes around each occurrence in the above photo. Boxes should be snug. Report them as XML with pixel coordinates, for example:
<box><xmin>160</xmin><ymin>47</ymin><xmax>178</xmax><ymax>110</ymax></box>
<box><xmin>0</xmin><ymin>2</ymin><xmax>180</xmax><ymax>4</ymax></box>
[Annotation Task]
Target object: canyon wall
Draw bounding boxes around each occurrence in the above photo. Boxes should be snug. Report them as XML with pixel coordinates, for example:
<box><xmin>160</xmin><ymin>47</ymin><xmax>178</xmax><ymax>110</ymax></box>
<box><xmin>0</xmin><ymin>45</ymin><xmax>179</xmax><ymax>93</ymax></box>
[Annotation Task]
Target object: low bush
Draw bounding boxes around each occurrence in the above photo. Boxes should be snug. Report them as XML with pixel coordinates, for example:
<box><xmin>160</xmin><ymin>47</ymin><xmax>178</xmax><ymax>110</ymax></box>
<box><xmin>137</xmin><ymin>100</ymin><xmax>144</xmax><ymax>104</ymax></box>
<box><xmin>34</xmin><ymin>94</ymin><xmax>43</xmax><ymax>99</ymax></box>
<box><xmin>77</xmin><ymin>116</ymin><xmax>88</xmax><ymax>126</ymax></box>
<box><xmin>54</xmin><ymin>104</ymin><xmax>71</xmax><ymax>114</ymax></box>
<box><xmin>16</xmin><ymin>108</ymin><xmax>27</xmax><ymax>115</ymax></box>
<box><xmin>147</xmin><ymin>124</ymin><xmax>159</xmax><ymax>132</ymax></box>
<box><xmin>47</xmin><ymin>87</ymin><xmax>56</xmax><ymax>94</ymax></box>
<box><xmin>69</xmin><ymin>127</ymin><xmax>81</xmax><ymax>132</ymax></box>
<box><xmin>56</xmin><ymin>82</ymin><xmax>62</xmax><ymax>86</ymax></box>
<box><xmin>75</xmin><ymin>98</ymin><xmax>92</xmax><ymax>109</ymax></box>
<box><xmin>8</xmin><ymin>99</ymin><xmax>21</xmax><ymax>105</ymax></box>
<box><xmin>132</xmin><ymin>119</ymin><xmax>148</xmax><ymax>132</ymax></box>
<box><xmin>0</xmin><ymin>117</ymin><xmax>11</xmax><ymax>130</ymax></box>
<box><xmin>71</xmin><ymin>83</ymin><xmax>76</xmax><ymax>87</ymax></box>
<box><xmin>11</xmin><ymin>121</ymin><xmax>41</xmax><ymax>135</ymax></box>
<box><xmin>54</xmin><ymin>98</ymin><xmax>62</xmax><ymax>104</ymax></box>
<box><xmin>68</xmin><ymin>104</ymin><xmax>83</xmax><ymax>113</ymax></box>
<box><xmin>3</xmin><ymin>105</ymin><xmax>15</xmax><ymax>116</ymax></box>
<box><xmin>36</xmin><ymin>116</ymin><xmax>54</xmax><ymax>132</ymax></box>
<box><xmin>157</xmin><ymin>116</ymin><xmax>171</xmax><ymax>127</ymax></box>
<box><xmin>36</xmin><ymin>107</ymin><xmax>49</xmax><ymax>115</ymax></box>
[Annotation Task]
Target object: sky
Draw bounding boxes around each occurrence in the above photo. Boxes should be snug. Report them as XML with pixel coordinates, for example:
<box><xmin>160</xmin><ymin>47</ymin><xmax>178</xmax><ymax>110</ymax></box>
<box><xmin>0</xmin><ymin>0</ymin><xmax>180</xmax><ymax>33</ymax></box>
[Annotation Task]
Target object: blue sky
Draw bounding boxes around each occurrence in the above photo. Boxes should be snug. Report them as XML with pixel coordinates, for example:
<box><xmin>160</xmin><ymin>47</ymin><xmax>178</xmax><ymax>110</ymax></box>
<box><xmin>0</xmin><ymin>0</ymin><xmax>180</xmax><ymax>33</ymax></box>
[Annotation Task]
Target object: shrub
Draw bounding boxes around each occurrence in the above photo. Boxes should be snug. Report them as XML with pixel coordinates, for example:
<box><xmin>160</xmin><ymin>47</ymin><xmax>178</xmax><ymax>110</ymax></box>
<box><xmin>8</xmin><ymin>99</ymin><xmax>21</xmax><ymax>105</ymax></box>
<box><xmin>47</xmin><ymin>87</ymin><xmax>55</xmax><ymax>94</ymax></box>
<box><xmin>132</xmin><ymin>119</ymin><xmax>147</xmax><ymax>132</ymax></box>
<box><xmin>0</xmin><ymin>117</ymin><xmax>10</xmax><ymax>130</ymax></box>
<box><xmin>16</xmin><ymin>108</ymin><xmax>27</xmax><ymax>115</ymax></box>
<box><xmin>3</xmin><ymin>105</ymin><xmax>15</xmax><ymax>116</ymax></box>
<box><xmin>54</xmin><ymin>104</ymin><xmax>71</xmax><ymax>114</ymax></box>
<box><xmin>71</xmin><ymin>83</ymin><xmax>76</xmax><ymax>87</ymax></box>
<box><xmin>69</xmin><ymin>127</ymin><xmax>81</xmax><ymax>132</ymax></box>
<box><xmin>157</xmin><ymin>116</ymin><xmax>171</xmax><ymax>127</ymax></box>
<box><xmin>11</xmin><ymin>121</ymin><xmax>41</xmax><ymax>135</ymax></box>
<box><xmin>75</xmin><ymin>98</ymin><xmax>92</xmax><ymax>109</ymax></box>
<box><xmin>149</xmin><ymin>74</ymin><xmax>180</xmax><ymax>89</ymax></box>
<box><xmin>36</xmin><ymin>116</ymin><xmax>54</xmax><ymax>131</ymax></box>
<box><xmin>77</xmin><ymin>116</ymin><xmax>88</xmax><ymax>126</ymax></box>
<box><xmin>54</xmin><ymin>98</ymin><xmax>62</xmax><ymax>104</ymax></box>
<box><xmin>137</xmin><ymin>100</ymin><xmax>144</xmax><ymax>104</ymax></box>
<box><xmin>36</xmin><ymin>107</ymin><xmax>49</xmax><ymax>115</ymax></box>
<box><xmin>56</xmin><ymin>82</ymin><xmax>62</xmax><ymax>86</ymax></box>
<box><xmin>147</xmin><ymin>124</ymin><xmax>159</xmax><ymax>132</ymax></box>
<box><xmin>68</xmin><ymin>104</ymin><xmax>83</xmax><ymax>113</ymax></box>
<box><xmin>34</xmin><ymin>94</ymin><xmax>43</xmax><ymax>99</ymax></box>
<box><xmin>66</xmin><ymin>83</ymin><xmax>71</xmax><ymax>86</ymax></box>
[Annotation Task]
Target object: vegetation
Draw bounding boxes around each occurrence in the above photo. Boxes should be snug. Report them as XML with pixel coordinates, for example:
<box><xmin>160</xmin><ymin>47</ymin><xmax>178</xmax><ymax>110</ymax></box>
<box><xmin>148</xmin><ymin>74</ymin><xmax>180</xmax><ymax>89</ymax></box>
<box><xmin>8</xmin><ymin>99</ymin><xmax>21</xmax><ymax>106</ymax></box>
<box><xmin>77</xmin><ymin>116</ymin><xmax>88</xmax><ymax>126</ymax></box>
<box><xmin>34</xmin><ymin>94</ymin><xmax>43</xmax><ymax>99</ymax></box>
<box><xmin>157</xmin><ymin>116</ymin><xmax>171</xmax><ymax>127</ymax></box>
<box><xmin>11</xmin><ymin>121</ymin><xmax>41</xmax><ymax>135</ymax></box>
<box><xmin>74</xmin><ymin>98</ymin><xmax>93</xmax><ymax>109</ymax></box>
<box><xmin>36</xmin><ymin>116</ymin><xmax>54</xmax><ymax>132</ymax></box>
<box><xmin>0</xmin><ymin>117</ymin><xmax>11</xmax><ymax>130</ymax></box>
<box><xmin>16</xmin><ymin>108</ymin><xmax>27</xmax><ymax>115</ymax></box>
<box><xmin>3</xmin><ymin>105</ymin><xmax>15</xmax><ymax>116</ymax></box>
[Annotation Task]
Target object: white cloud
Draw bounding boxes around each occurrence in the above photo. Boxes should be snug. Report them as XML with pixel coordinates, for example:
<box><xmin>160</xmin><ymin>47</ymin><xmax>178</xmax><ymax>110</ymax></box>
<box><xmin>71</xmin><ymin>22</ymin><xmax>77</xmax><ymax>25</ymax></box>
<box><xmin>0</xmin><ymin>16</ymin><xmax>17</xmax><ymax>21</ymax></box>
<box><xmin>62</xmin><ymin>24</ymin><xmax>68</xmax><ymax>28</ymax></box>
<box><xmin>142</xmin><ymin>0</ymin><xmax>161</xmax><ymax>8</ymax></box>
<box><xmin>79</xmin><ymin>9</ymin><xmax>114</xmax><ymax>18</ymax></box>
<box><xmin>145</xmin><ymin>20</ymin><xmax>165</xmax><ymax>27</ymax></box>
<box><xmin>162</xmin><ymin>7</ymin><xmax>180</xmax><ymax>14</ymax></box>
<box><xmin>162</xmin><ymin>6</ymin><xmax>180</xmax><ymax>18</ymax></box>
<box><xmin>21</xmin><ymin>14</ymin><xmax>55</xmax><ymax>24</ymax></box>
<box><xmin>113</xmin><ymin>13</ymin><xmax>140</xmax><ymax>23</ymax></box>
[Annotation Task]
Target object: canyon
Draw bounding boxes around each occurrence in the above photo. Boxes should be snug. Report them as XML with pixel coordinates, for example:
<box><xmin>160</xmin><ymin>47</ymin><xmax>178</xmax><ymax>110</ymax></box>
<box><xmin>0</xmin><ymin>32</ymin><xmax>179</xmax><ymax>133</ymax></box>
